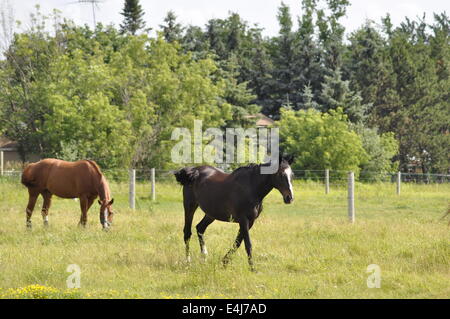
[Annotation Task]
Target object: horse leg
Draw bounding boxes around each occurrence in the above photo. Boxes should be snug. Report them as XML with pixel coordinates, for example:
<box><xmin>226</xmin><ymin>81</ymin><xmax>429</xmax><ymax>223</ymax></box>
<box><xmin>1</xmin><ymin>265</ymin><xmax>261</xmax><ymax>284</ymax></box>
<box><xmin>240</xmin><ymin>217</ymin><xmax>257</xmax><ymax>271</ymax></box>
<box><xmin>222</xmin><ymin>230</ymin><xmax>244</xmax><ymax>266</ymax></box>
<box><xmin>81</xmin><ymin>196</ymin><xmax>95</xmax><ymax>227</ymax></box>
<box><xmin>222</xmin><ymin>219</ymin><xmax>254</xmax><ymax>267</ymax></box>
<box><xmin>78</xmin><ymin>196</ymin><xmax>89</xmax><ymax>227</ymax></box>
<box><xmin>196</xmin><ymin>215</ymin><xmax>214</xmax><ymax>258</ymax></box>
<box><xmin>25</xmin><ymin>189</ymin><xmax>39</xmax><ymax>229</ymax></box>
<box><xmin>41</xmin><ymin>190</ymin><xmax>52</xmax><ymax>227</ymax></box>
<box><xmin>87</xmin><ymin>197</ymin><xmax>95</xmax><ymax>212</ymax></box>
<box><xmin>183</xmin><ymin>187</ymin><xmax>198</xmax><ymax>263</ymax></box>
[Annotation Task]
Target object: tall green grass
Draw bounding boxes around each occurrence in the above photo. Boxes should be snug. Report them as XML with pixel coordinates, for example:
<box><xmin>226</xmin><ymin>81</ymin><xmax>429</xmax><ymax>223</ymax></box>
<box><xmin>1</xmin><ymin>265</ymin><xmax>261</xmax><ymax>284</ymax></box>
<box><xmin>0</xmin><ymin>178</ymin><xmax>448</xmax><ymax>298</ymax></box>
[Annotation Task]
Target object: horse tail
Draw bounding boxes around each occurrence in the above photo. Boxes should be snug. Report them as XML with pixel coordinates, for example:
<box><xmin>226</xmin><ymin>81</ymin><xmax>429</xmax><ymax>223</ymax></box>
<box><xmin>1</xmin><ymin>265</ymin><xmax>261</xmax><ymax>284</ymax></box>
<box><xmin>174</xmin><ymin>167</ymin><xmax>199</xmax><ymax>186</ymax></box>
<box><xmin>21</xmin><ymin>165</ymin><xmax>36</xmax><ymax>188</ymax></box>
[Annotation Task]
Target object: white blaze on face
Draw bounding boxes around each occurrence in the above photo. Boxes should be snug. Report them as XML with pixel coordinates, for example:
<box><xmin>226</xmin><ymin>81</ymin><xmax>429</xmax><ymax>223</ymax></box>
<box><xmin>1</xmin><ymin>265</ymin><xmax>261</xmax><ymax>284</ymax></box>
<box><xmin>104</xmin><ymin>208</ymin><xmax>108</xmax><ymax>227</ymax></box>
<box><xmin>284</xmin><ymin>167</ymin><xmax>294</xmax><ymax>198</ymax></box>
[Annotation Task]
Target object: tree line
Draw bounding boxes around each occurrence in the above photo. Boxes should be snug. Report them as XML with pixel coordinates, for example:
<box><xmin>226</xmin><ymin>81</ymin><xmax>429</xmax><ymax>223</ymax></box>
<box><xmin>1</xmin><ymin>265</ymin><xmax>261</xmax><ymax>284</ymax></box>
<box><xmin>0</xmin><ymin>0</ymin><xmax>448</xmax><ymax>176</ymax></box>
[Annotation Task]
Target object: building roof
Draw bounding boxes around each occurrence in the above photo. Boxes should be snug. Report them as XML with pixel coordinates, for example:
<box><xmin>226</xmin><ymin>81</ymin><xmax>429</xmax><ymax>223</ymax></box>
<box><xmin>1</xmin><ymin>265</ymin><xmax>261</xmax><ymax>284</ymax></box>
<box><xmin>0</xmin><ymin>137</ymin><xmax>18</xmax><ymax>151</ymax></box>
<box><xmin>245</xmin><ymin>113</ymin><xmax>275</xmax><ymax>127</ymax></box>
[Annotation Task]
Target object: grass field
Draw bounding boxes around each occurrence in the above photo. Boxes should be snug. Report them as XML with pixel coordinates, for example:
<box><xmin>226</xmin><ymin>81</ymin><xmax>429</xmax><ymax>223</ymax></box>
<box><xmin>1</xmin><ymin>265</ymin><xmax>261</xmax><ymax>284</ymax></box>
<box><xmin>0</xmin><ymin>177</ymin><xmax>448</xmax><ymax>299</ymax></box>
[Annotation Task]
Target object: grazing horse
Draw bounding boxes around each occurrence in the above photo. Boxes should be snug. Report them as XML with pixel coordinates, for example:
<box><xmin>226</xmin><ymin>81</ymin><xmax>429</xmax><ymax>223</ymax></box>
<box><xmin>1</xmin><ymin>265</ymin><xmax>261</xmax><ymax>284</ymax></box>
<box><xmin>21</xmin><ymin>159</ymin><xmax>114</xmax><ymax>230</ymax></box>
<box><xmin>174</xmin><ymin>156</ymin><xmax>294</xmax><ymax>270</ymax></box>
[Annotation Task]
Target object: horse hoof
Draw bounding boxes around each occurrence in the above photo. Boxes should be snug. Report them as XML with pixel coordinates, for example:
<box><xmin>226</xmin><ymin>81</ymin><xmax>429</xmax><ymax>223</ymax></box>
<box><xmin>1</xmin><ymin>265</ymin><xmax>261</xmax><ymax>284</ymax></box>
<box><xmin>43</xmin><ymin>221</ymin><xmax>49</xmax><ymax>227</ymax></box>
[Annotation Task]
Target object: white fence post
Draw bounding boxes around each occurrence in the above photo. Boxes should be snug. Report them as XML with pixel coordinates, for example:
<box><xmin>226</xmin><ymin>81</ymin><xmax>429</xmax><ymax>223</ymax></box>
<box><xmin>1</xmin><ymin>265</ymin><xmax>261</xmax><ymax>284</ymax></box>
<box><xmin>348</xmin><ymin>171</ymin><xmax>355</xmax><ymax>223</ymax></box>
<box><xmin>396</xmin><ymin>172</ymin><xmax>401</xmax><ymax>195</ymax></box>
<box><xmin>129</xmin><ymin>169</ymin><xmax>135</xmax><ymax>210</ymax></box>
<box><xmin>0</xmin><ymin>151</ymin><xmax>3</xmax><ymax>176</ymax></box>
<box><xmin>151</xmin><ymin>168</ymin><xmax>156</xmax><ymax>201</ymax></box>
<box><xmin>325</xmin><ymin>169</ymin><xmax>330</xmax><ymax>194</ymax></box>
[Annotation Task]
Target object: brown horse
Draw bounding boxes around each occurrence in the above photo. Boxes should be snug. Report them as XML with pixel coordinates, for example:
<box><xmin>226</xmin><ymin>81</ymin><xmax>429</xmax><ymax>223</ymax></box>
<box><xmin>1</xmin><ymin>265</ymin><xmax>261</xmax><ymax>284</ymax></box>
<box><xmin>174</xmin><ymin>156</ymin><xmax>294</xmax><ymax>271</ymax></box>
<box><xmin>21</xmin><ymin>159</ymin><xmax>114</xmax><ymax>230</ymax></box>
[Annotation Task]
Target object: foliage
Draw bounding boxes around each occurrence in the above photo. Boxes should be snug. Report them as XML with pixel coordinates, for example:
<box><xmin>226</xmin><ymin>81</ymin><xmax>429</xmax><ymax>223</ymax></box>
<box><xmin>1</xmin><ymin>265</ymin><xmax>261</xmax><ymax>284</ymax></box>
<box><xmin>279</xmin><ymin>108</ymin><xmax>368</xmax><ymax>175</ymax></box>
<box><xmin>319</xmin><ymin>67</ymin><xmax>370</xmax><ymax>123</ymax></box>
<box><xmin>0</xmin><ymin>2</ymin><xmax>448</xmax><ymax>173</ymax></box>
<box><xmin>160</xmin><ymin>11</ymin><xmax>184</xmax><ymax>43</ymax></box>
<box><xmin>351</xmin><ymin>123</ymin><xmax>399</xmax><ymax>180</ymax></box>
<box><xmin>0</xmin><ymin>9</ymin><xmax>251</xmax><ymax>169</ymax></box>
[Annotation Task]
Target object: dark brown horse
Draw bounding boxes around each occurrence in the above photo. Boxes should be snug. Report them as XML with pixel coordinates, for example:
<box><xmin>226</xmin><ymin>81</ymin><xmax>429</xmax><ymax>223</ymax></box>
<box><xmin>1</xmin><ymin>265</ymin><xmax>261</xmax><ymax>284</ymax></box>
<box><xmin>174</xmin><ymin>156</ymin><xmax>294</xmax><ymax>270</ymax></box>
<box><xmin>21</xmin><ymin>159</ymin><xmax>114</xmax><ymax>230</ymax></box>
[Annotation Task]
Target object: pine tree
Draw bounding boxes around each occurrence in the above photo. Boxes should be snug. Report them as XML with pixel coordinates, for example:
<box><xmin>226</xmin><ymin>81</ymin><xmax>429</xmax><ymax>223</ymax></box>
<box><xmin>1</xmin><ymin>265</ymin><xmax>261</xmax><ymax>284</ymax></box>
<box><xmin>317</xmin><ymin>0</ymin><xmax>350</xmax><ymax>71</ymax></box>
<box><xmin>300</xmin><ymin>84</ymin><xmax>320</xmax><ymax>110</ymax></box>
<box><xmin>160</xmin><ymin>11</ymin><xmax>184</xmax><ymax>43</ymax></box>
<box><xmin>245</xmin><ymin>32</ymin><xmax>273</xmax><ymax>112</ymax></box>
<box><xmin>120</xmin><ymin>0</ymin><xmax>146</xmax><ymax>35</ymax></box>
<box><xmin>206</xmin><ymin>19</ymin><xmax>227</xmax><ymax>59</ymax></box>
<box><xmin>345</xmin><ymin>22</ymin><xmax>387</xmax><ymax>106</ymax></box>
<box><xmin>181</xmin><ymin>25</ymin><xmax>208</xmax><ymax>57</ymax></box>
<box><xmin>319</xmin><ymin>67</ymin><xmax>370</xmax><ymax>123</ymax></box>
<box><xmin>226</xmin><ymin>13</ymin><xmax>243</xmax><ymax>52</ymax></box>
<box><xmin>268</xmin><ymin>2</ymin><xmax>296</xmax><ymax>117</ymax></box>
<box><xmin>215</xmin><ymin>57</ymin><xmax>260</xmax><ymax>128</ymax></box>
<box><xmin>293</xmin><ymin>0</ymin><xmax>325</xmax><ymax>109</ymax></box>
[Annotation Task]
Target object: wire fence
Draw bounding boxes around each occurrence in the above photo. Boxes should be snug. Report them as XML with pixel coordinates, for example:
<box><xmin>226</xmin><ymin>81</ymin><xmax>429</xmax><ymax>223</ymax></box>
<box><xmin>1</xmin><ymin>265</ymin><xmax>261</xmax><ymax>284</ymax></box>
<box><xmin>1</xmin><ymin>168</ymin><xmax>450</xmax><ymax>184</ymax></box>
<box><xmin>2</xmin><ymin>168</ymin><xmax>449</xmax><ymax>222</ymax></box>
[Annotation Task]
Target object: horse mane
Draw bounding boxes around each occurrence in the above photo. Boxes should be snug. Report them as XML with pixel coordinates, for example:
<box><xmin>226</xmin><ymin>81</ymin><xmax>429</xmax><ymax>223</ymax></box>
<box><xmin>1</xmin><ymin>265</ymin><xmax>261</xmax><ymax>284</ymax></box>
<box><xmin>85</xmin><ymin>160</ymin><xmax>111</xmax><ymax>201</ymax></box>
<box><xmin>230</xmin><ymin>160</ymin><xmax>289</xmax><ymax>176</ymax></box>
<box><xmin>230</xmin><ymin>163</ymin><xmax>270</xmax><ymax>176</ymax></box>
<box><xmin>84</xmin><ymin>160</ymin><xmax>104</xmax><ymax>180</ymax></box>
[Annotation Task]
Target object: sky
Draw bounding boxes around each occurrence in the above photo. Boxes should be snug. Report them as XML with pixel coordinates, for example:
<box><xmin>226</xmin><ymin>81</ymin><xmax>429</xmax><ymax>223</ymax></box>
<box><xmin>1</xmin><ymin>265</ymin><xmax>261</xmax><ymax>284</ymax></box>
<box><xmin>4</xmin><ymin>0</ymin><xmax>450</xmax><ymax>38</ymax></box>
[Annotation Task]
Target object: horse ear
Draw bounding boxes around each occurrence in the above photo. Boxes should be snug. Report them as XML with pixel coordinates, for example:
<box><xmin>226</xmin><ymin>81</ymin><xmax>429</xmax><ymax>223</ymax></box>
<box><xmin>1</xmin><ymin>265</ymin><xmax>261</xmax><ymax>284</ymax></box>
<box><xmin>108</xmin><ymin>198</ymin><xmax>114</xmax><ymax>205</ymax></box>
<box><xmin>98</xmin><ymin>200</ymin><xmax>102</xmax><ymax>205</ymax></box>
<box><xmin>287</xmin><ymin>155</ymin><xmax>294</xmax><ymax>165</ymax></box>
<box><xmin>279</xmin><ymin>153</ymin><xmax>294</xmax><ymax>165</ymax></box>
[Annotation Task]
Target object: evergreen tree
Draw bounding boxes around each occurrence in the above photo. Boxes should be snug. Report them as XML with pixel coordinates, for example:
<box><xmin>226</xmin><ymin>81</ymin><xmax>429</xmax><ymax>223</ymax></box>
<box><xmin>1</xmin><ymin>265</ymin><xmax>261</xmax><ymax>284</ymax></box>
<box><xmin>160</xmin><ymin>11</ymin><xmax>184</xmax><ymax>43</ymax></box>
<box><xmin>293</xmin><ymin>0</ymin><xmax>325</xmax><ymax>108</ymax></box>
<box><xmin>226</xmin><ymin>13</ymin><xmax>243</xmax><ymax>52</ymax></box>
<box><xmin>205</xmin><ymin>19</ymin><xmax>227</xmax><ymax>59</ymax></box>
<box><xmin>300</xmin><ymin>84</ymin><xmax>320</xmax><ymax>110</ymax></box>
<box><xmin>267</xmin><ymin>2</ymin><xmax>296</xmax><ymax>117</ymax></box>
<box><xmin>319</xmin><ymin>67</ymin><xmax>370</xmax><ymax>123</ymax></box>
<box><xmin>244</xmin><ymin>31</ymin><xmax>273</xmax><ymax>112</ymax></box>
<box><xmin>181</xmin><ymin>25</ymin><xmax>208</xmax><ymax>55</ymax></box>
<box><xmin>343</xmin><ymin>21</ymin><xmax>396</xmax><ymax>127</ymax></box>
<box><xmin>214</xmin><ymin>56</ymin><xmax>260</xmax><ymax>128</ymax></box>
<box><xmin>120</xmin><ymin>0</ymin><xmax>146</xmax><ymax>35</ymax></box>
<box><xmin>317</xmin><ymin>0</ymin><xmax>350</xmax><ymax>71</ymax></box>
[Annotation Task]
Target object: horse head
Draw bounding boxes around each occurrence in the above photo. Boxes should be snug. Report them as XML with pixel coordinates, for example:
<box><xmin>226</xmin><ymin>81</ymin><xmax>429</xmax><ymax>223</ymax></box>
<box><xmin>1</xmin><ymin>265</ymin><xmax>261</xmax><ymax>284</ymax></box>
<box><xmin>270</xmin><ymin>155</ymin><xmax>294</xmax><ymax>204</ymax></box>
<box><xmin>98</xmin><ymin>198</ymin><xmax>114</xmax><ymax>229</ymax></box>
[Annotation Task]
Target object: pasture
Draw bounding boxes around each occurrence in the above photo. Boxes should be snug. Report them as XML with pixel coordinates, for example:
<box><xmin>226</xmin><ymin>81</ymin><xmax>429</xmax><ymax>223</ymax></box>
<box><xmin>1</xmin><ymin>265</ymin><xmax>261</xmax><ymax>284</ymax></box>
<box><xmin>0</xmin><ymin>177</ymin><xmax>448</xmax><ymax>299</ymax></box>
